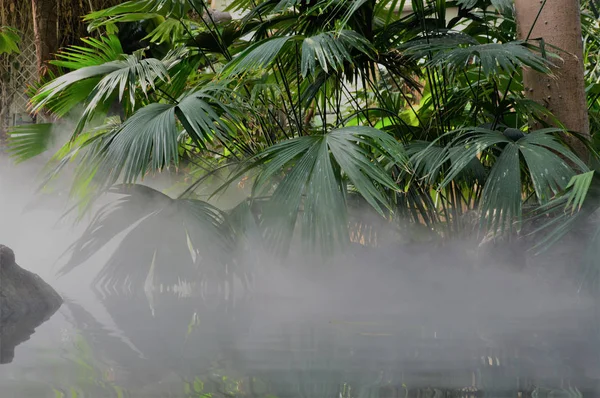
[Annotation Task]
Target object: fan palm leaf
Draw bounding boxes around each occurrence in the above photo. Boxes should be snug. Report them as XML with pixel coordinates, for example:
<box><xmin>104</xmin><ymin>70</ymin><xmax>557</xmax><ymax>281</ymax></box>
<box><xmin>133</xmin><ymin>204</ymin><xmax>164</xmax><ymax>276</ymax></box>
<box><xmin>6</xmin><ymin>124</ymin><xmax>54</xmax><ymax>162</ymax></box>
<box><xmin>403</xmin><ymin>36</ymin><xmax>555</xmax><ymax>77</ymax></box>
<box><xmin>60</xmin><ymin>184</ymin><xmax>237</xmax><ymax>290</ymax></box>
<box><xmin>232</xmin><ymin>126</ymin><xmax>407</xmax><ymax>254</ymax></box>
<box><xmin>427</xmin><ymin>128</ymin><xmax>588</xmax><ymax>233</ymax></box>
<box><xmin>300</xmin><ymin>30</ymin><xmax>374</xmax><ymax>77</ymax></box>
<box><xmin>32</xmin><ymin>51</ymin><xmax>174</xmax><ymax>119</ymax></box>
<box><xmin>0</xmin><ymin>26</ymin><xmax>21</xmax><ymax>55</ymax></box>
<box><xmin>80</xmin><ymin>84</ymin><xmax>240</xmax><ymax>189</ymax></box>
<box><xmin>85</xmin><ymin>0</ymin><xmax>193</xmax><ymax>25</ymax></box>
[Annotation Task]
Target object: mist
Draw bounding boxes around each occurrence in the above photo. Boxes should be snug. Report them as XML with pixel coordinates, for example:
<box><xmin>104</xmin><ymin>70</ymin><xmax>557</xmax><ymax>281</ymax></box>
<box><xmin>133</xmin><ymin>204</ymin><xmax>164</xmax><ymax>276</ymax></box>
<box><xmin>1</xmin><ymin>149</ymin><xmax>599</xmax><ymax>397</ymax></box>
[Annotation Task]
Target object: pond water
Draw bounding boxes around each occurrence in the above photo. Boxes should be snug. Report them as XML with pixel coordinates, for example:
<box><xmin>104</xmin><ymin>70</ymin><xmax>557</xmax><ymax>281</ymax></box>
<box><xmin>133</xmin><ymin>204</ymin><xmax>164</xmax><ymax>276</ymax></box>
<box><xmin>2</xmin><ymin>158</ymin><xmax>600</xmax><ymax>398</ymax></box>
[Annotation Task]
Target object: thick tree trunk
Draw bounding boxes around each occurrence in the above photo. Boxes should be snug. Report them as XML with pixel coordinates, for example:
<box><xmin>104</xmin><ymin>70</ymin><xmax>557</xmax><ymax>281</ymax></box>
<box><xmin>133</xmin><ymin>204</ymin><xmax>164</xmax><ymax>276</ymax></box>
<box><xmin>515</xmin><ymin>0</ymin><xmax>589</xmax><ymax>161</ymax></box>
<box><xmin>31</xmin><ymin>0</ymin><xmax>58</xmax><ymax>78</ymax></box>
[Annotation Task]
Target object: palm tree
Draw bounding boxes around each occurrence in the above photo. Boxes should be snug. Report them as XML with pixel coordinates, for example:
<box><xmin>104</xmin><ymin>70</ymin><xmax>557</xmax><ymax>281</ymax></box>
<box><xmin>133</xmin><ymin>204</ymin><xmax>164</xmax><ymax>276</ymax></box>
<box><xmin>6</xmin><ymin>0</ymin><xmax>591</xmax><ymax>289</ymax></box>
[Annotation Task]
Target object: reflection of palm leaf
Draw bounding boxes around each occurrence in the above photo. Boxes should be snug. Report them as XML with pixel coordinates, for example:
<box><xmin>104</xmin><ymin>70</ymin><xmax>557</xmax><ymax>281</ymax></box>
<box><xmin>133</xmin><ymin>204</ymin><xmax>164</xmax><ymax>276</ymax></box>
<box><xmin>60</xmin><ymin>185</ymin><xmax>236</xmax><ymax>290</ymax></box>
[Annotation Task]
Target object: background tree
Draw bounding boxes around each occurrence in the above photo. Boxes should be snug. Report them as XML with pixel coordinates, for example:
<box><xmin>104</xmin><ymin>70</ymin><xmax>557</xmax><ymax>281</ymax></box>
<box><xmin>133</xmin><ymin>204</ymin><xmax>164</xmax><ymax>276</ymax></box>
<box><xmin>515</xmin><ymin>0</ymin><xmax>590</xmax><ymax>160</ymax></box>
<box><xmin>31</xmin><ymin>0</ymin><xmax>58</xmax><ymax>77</ymax></box>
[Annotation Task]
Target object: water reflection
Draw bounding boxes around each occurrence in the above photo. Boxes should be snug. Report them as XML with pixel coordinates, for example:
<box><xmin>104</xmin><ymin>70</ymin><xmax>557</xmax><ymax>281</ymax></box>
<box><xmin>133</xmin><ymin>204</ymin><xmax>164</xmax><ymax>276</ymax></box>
<box><xmin>0</xmin><ymin>300</ymin><xmax>61</xmax><ymax>365</ymax></box>
<box><xmin>2</xmin><ymin>157</ymin><xmax>600</xmax><ymax>396</ymax></box>
<box><xmin>2</xmin><ymin>281</ymin><xmax>596</xmax><ymax>398</ymax></box>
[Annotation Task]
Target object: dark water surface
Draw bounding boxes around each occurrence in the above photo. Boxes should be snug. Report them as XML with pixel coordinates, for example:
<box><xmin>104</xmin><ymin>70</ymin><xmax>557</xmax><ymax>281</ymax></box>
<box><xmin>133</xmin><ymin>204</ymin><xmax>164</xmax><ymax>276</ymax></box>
<box><xmin>2</xmin><ymin>159</ymin><xmax>600</xmax><ymax>398</ymax></box>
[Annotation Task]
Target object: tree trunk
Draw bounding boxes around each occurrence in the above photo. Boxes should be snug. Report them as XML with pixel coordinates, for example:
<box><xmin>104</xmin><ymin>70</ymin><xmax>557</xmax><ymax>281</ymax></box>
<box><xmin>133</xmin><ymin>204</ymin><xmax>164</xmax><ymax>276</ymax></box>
<box><xmin>31</xmin><ymin>0</ymin><xmax>58</xmax><ymax>78</ymax></box>
<box><xmin>514</xmin><ymin>0</ymin><xmax>589</xmax><ymax>161</ymax></box>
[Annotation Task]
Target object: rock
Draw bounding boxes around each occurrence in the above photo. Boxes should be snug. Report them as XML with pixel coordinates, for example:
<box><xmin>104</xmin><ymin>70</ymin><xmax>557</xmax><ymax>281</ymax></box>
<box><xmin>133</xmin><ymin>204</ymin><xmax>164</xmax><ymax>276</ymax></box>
<box><xmin>0</xmin><ymin>244</ymin><xmax>62</xmax><ymax>364</ymax></box>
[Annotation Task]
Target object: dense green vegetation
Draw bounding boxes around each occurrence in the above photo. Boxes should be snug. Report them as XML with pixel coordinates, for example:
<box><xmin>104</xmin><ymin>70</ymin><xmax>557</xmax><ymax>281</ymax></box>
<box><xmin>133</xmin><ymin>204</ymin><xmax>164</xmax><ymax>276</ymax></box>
<box><xmin>0</xmin><ymin>26</ymin><xmax>20</xmax><ymax>55</ymax></box>
<box><xmin>5</xmin><ymin>0</ymin><xmax>600</xmax><ymax>288</ymax></box>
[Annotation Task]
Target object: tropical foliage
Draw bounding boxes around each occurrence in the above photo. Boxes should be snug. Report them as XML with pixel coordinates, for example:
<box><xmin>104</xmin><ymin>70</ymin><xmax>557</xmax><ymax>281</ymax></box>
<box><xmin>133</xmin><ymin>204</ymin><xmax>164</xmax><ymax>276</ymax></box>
<box><xmin>6</xmin><ymin>0</ymin><xmax>599</xmax><ymax>289</ymax></box>
<box><xmin>0</xmin><ymin>27</ymin><xmax>20</xmax><ymax>55</ymax></box>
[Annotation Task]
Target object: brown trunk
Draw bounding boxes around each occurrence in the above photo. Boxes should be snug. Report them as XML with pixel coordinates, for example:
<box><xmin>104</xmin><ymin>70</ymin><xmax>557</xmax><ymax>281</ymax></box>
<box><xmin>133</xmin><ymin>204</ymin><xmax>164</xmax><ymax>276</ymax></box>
<box><xmin>514</xmin><ymin>0</ymin><xmax>589</xmax><ymax>161</ymax></box>
<box><xmin>31</xmin><ymin>0</ymin><xmax>58</xmax><ymax>78</ymax></box>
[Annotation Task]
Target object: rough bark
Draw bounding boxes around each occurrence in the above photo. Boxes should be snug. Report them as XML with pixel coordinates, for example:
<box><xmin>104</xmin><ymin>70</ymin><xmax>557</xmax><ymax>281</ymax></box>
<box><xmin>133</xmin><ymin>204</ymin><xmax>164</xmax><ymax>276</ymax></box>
<box><xmin>31</xmin><ymin>0</ymin><xmax>58</xmax><ymax>78</ymax></box>
<box><xmin>515</xmin><ymin>0</ymin><xmax>590</xmax><ymax>161</ymax></box>
<box><xmin>0</xmin><ymin>245</ymin><xmax>62</xmax><ymax>364</ymax></box>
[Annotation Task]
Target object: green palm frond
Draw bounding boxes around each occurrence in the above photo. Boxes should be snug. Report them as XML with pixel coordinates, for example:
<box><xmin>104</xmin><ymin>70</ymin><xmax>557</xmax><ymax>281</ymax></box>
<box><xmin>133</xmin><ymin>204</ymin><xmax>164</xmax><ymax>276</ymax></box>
<box><xmin>82</xmin><ymin>85</ymin><xmax>239</xmax><ymax>189</ymax></box>
<box><xmin>0</xmin><ymin>26</ymin><xmax>21</xmax><ymax>55</ymax></box>
<box><xmin>85</xmin><ymin>0</ymin><xmax>193</xmax><ymax>27</ymax></box>
<box><xmin>405</xmin><ymin>37</ymin><xmax>555</xmax><ymax>76</ymax></box>
<box><xmin>33</xmin><ymin>53</ymin><xmax>171</xmax><ymax>113</ymax></box>
<box><xmin>6</xmin><ymin>124</ymin><xmax>54</xmax><ymax>162</ymax></box>
<box><xmin>243</xmin><ymin>126</ymin><xmax>407</xmax><ymax>254</ymax></box>
<box><xmin>31</xmin><ymin>45</ymin><xmax>183</xmax><ymax>135</ymax></box>
<box><xmin>222</xmin><ymin>36</ymin><xmax>298</xmax><ymax>76</ymax></box>
<box><xmin>300</xmin><ymin>30</ymin><xmax>373</xmax><ymax>77</ymax></box>
<box><xmin>50</xmin><ymin>35</ymin><xmax>124</xmax><ymax>69</ymax></box>
<box><xmin>145</xmin><ymin>17</ymin><xmax>193</xmax><ymax>45</ymax></box>
<box><xmin>19</xmin><ymin>36</ymin><xmax>125</xmax><ymax>119</ymax></box>
<box><xmin>336</xmin><ymin>0</ymin><xmax>371</xmax><ymax>28</ymax></box>
<box><xmin>531</xmin><ymin>171</ymin><xmax>600</xmax><ymax>253</ymax></box>
<box><xmin>60</xmin><ymin>184</ymin><xmax>236</xmax><ymax>290</ymax></box>
<box><xmin>565</xmin><ymin>170</ymin><xmax>595</xmax><ymax>214</ymax></box>
<box><xmin>429</xmin><ymin>128</ymin><xmax>587</xmax><ymax>233</ymax></box>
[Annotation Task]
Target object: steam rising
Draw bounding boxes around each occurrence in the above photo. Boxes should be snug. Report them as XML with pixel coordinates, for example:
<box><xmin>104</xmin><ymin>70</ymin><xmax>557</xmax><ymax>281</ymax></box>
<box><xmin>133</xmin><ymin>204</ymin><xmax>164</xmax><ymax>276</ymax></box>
<box><xmin>1</xmin><ymin>150</ymin><xmax>599</xmax><ymax>394</ymax></box>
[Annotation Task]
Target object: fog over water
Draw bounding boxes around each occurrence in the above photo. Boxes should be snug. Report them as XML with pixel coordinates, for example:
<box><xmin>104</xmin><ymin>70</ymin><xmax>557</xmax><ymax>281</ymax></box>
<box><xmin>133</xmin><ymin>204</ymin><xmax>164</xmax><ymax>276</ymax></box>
<box><xmin>1</xmin><ymin>154</ymin><xmax>600</xmax><ymax>397</ymax></box>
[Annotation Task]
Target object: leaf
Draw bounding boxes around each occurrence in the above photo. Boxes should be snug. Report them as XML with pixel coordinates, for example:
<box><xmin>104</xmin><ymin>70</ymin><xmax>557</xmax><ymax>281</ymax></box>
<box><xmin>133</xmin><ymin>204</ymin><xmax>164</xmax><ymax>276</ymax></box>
<box><xmin>565</xmin><ymin>171</ymin><xmax>595</xmax><ymax>213</ymax></box>
<box><xmin>530</xmin><ymin>171</ymin><xmax>600</xmax><ymax>257</ymax></box>
<box><xmin>221</xmin><ymin>36</ymin><xmax>297</xmax><ymax>76</ymax></box>
<box><xmin>7</xmin><ymin>124</ymin><xmax>54</xmax><ymax>163</ymax></box>
<box><xmin>300</xmin><ymin>30</ymin><xmax>373</xmax><ymax>77</ymax></box>
<box><xmin>145</xmin><ymin>17</ymin><xmax>191</xmax><ymax>45</ymax></box>
<box><xmin>404</xmin><ymin>37</ymin><xmax>555</xmax><ymax>77</ymax></box>
<box><xmin>83</xmin><ymin>85</ymin><xmax>238</xmax><ymax>189</ymax></box>
<box><xmin>85</xmin><ymin>0</ymin><xmax>194</xmax><ymax>29</ymax></box>
<box><xmin>244</xmin><ymin>126</ymin><xmax>406</xmax><ymax>254</ymax></box>
<box><xmin>480</xmin><ymin>142</ymin><xmax>521</xmax><ymax>232</ymax></box>
<box><xmin>50</xmin><ymin>35</ymin><xmax>124</xmax><ymax>70</ymax></box>
<box><xmin>426</xmin><ymin>128</ymin><xmax>585</xmax><ymax>233</ymax></box>
<box><xmin>60</xmin><ymin>185</ymin><xmax>236</xmax><ymax>290</ymax></box>
<box><xmin>0</xmin><ymin>26</ymin><xmax>21</xmax><ymax>55</ymax></box>
<box><xmin>31</xmin><ymin>45</ymin><xmax>181</xmax><ymax>137</ymax></box>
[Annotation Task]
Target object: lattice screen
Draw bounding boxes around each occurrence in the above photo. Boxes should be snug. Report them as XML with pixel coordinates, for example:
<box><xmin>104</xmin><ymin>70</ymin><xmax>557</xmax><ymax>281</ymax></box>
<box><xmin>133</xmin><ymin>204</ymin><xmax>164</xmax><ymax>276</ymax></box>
<box><xmin>0</xmin><ymin>0</ymin><xmax>122</xmax><ymax>144</ymax></box>
<box><xmin>0</xmin><ymin>33</ymin><xmax>37</xmax><ymax>134</ymax></box>
<box><xmin>0</xmin><ymin>0</ymin><xmax>36</xmax><ymax>144</ymax></box>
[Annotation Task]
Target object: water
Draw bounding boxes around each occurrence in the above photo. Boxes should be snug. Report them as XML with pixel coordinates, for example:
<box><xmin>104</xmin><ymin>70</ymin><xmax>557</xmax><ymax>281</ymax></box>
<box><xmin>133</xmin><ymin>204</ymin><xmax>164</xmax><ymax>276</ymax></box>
<box><xmin>2</xmin><ymin>158</ymin><xmax>600</xmax><ymax>397</ymax></box>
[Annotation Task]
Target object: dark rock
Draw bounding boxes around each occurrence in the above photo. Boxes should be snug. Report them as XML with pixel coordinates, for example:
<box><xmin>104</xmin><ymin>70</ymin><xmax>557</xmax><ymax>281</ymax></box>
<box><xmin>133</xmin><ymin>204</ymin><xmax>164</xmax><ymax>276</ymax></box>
<box><xmin>0</xmin><ymin>244</ymin><xmax>62</xmax><ymax>364</ymax></box>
